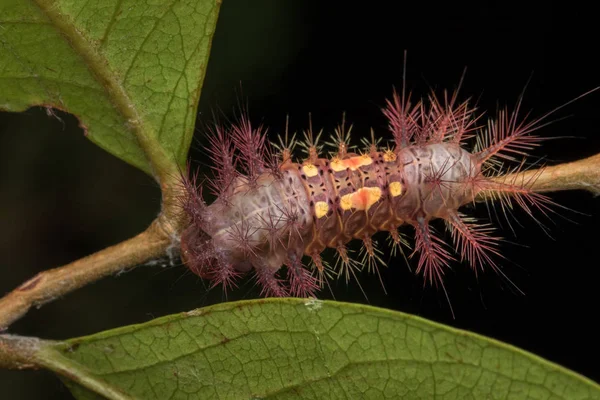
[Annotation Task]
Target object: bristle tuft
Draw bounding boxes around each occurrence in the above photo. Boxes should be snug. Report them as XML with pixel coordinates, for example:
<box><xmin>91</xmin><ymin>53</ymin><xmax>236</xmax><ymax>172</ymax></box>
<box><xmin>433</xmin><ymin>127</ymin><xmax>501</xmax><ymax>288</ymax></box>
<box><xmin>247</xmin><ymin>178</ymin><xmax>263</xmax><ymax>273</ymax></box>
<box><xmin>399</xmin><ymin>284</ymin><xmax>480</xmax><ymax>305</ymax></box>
<box><xmin>412</xmin><ymin>217</ymin><xmax>455</xmax><ymax>287</ymax></box>
<box><xmin>445</xmin><ymin>212</ymin><xmax>504</xmax><ymax>275</ymax></box>
<box><xmin>205</xmin><ymin>125</ymin><xmax>238</xmax><ymax>199</ymax></box>
<box><xmin>178</xmin><ymin>163</ymin><xmax>208</xmax><ymax>226</ymax></box>
<box><xmin>208</xmin><ymin>260</ymin><xmax>242</xmax><ymax>295</ymax></box>
<box><xmin>298</xmin><ymin>113</ymin><xmax>324</xmax><ymax>163</ymax></box>
<box><xmin>286</xmin><ymin>255</ymin><xmax>319</xmax><ymax>298</ymax></box>
<box><xmin>230</xmin><ymin>116</ymin><xmax>269</xmax><ymax>185</ymax></box>
<box><xmin>255</xmin><ymin>266</ymin><xmax>289</xmax><ymax>297</ymax></box>
<box><xmin>381</xmin><ymin>89</ymin><xmax>420</xmax><ymax>148</ymax></box>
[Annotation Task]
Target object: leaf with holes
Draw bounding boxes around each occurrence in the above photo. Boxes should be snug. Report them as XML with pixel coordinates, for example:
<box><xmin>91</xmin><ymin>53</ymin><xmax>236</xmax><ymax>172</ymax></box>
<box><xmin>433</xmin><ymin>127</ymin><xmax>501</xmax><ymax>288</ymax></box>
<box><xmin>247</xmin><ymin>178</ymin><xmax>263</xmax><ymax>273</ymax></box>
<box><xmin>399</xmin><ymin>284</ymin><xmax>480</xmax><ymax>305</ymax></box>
<box><xmin>0</xmin><ymin>0</ymin><xmax>220</xmax><ymax>176</ymax></box>
<box><xmin>33</xmin><ymin>299</ymin><xmax>600</xmax><ymax>399</ymax></box>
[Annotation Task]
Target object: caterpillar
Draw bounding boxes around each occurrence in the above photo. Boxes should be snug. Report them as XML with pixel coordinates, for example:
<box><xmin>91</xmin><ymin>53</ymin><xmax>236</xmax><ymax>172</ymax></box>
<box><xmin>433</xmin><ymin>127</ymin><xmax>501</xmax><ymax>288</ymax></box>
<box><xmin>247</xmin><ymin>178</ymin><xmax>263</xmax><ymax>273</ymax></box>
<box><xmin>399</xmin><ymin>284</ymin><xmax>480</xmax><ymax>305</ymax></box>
<box><xmin>178</xmin><ymin>76</ymin><xmax>593</xmax><ymax>307</ymax></box>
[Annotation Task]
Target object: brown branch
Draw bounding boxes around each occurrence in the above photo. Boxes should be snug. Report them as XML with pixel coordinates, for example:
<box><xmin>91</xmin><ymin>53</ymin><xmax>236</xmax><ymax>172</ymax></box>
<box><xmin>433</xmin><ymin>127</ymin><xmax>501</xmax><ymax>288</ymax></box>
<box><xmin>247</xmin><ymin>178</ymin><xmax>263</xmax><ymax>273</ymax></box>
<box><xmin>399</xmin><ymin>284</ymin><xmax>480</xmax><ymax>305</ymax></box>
<box><xmin>0</xmin><ymin>334</ymin><xmax>40</xmax><ymax>370</ymax></box>
<box><xmin>504</xmin><ymin>153</ymin><xmax>600</xmax><ymax>195</ymax></box>
<box><xmin>0</xmin><ymin>334</ymin><xmax>133</xmax><ymax>399</ymax></box>
<box><xmin>0</xmin><ymin>165</ymin><xmax>187</xmax><ymax>331</ymax></box>
<box><xmin>0</xmin><ymin>219</ymin><xmax>172</xmax><ymax>331</ymax></box>
<box><xmin>484</xmin><ymin>153</ymin><xmax>600</xmax><ymax>198</ymax></box>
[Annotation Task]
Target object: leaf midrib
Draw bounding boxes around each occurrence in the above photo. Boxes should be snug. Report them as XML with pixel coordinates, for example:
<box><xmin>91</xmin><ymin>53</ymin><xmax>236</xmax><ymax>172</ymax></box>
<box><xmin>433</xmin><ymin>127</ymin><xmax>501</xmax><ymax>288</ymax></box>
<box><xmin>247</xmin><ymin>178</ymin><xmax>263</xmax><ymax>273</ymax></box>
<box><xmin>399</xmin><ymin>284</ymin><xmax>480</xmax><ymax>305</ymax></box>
<box><xmin>31</xmin><ymin>0</ymin><xmax>174</xmax><ymax>180</ymax></box>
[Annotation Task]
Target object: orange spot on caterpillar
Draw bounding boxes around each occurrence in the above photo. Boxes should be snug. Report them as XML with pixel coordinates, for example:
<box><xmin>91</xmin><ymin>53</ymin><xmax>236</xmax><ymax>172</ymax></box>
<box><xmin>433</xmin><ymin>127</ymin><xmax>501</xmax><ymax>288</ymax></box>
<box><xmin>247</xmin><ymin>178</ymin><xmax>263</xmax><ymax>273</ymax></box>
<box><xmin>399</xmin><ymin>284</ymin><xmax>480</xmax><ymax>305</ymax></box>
<box><xmin>331</xmin><ymin>155</ymin><xmax>372</xmax><ymax>172</ymax></box>
<box><xmin>340</xmin><ymin>187</ymin><xmax>382</xmax><ymax>211</ymax></box>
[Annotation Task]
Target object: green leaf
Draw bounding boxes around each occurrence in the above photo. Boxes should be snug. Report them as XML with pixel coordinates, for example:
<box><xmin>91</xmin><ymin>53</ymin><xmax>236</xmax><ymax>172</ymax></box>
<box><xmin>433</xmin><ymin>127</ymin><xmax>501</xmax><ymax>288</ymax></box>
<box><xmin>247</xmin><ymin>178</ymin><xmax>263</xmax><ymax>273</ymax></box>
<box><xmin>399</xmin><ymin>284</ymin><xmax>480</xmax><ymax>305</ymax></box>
<box><xmin>0</xmin><ymin>0</ymin><xmax>221</xmax><ymax>176</ymax></box>
<box><xmin>38</xmin><ymin>298</ymin><xmax>599</xmax><ymax>399</ymax></box>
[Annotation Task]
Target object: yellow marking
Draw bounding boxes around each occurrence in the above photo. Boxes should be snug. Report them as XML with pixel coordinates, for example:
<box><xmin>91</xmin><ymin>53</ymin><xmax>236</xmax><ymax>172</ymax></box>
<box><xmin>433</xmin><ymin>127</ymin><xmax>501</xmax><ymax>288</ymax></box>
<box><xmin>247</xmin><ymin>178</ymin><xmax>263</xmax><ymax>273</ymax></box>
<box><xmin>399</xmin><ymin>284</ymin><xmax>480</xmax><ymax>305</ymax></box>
<box><xmin>340</xmin><ymin>187</ymin><xmax>382</xmax><ymax>211</ymax></box>
<box><xmin>389</xmin><ymin>181</ymin><xmax>403</xmax><ymax>197</ymax></box>
<box><xmin>330</xmin><ymin>157</ymin><xmax>344</xmax><ymax>172</ymax></box>
<box><xmin>302</xmin><ymin>163</ymin><xmax>319</xmax><ymax>177</ymax></box>
<box><xmin>340</xmin><ymin>195</ymin><xmax>353</xmax><ymax>211</ymax></box>
<box><xmin>314</xmin><ymin>201</ymin><xmax>329</xmax><ymax>218</ymax></box>
<box><xmin>330</xmin><ymin>154</ymin><xmax>373</xmax><ymax>172</ymax></box>
<box><xmin>383</xmin><ymin>149</ymin><xmax>396</xmax><ymax>162</ymax></box>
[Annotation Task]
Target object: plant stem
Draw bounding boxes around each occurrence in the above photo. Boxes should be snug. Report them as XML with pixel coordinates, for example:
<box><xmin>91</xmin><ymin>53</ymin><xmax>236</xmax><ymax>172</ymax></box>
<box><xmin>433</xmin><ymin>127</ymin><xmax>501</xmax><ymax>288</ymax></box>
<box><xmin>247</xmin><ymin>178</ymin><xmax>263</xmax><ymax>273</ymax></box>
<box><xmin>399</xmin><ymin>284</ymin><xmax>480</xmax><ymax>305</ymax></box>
<box><xmin>33</xmin><ymin>0</ymin><xmax>181</xmax><ymax>182</ymax></box>
<box><xmin>497</xmin><ymin>153</ymin><xmax>600</xmax><ymax>195</ymax></box>
<box><xmin>0</xmin><ymin>219</ymin><xmax>171</xmax><ymax>330</ymax></box>
<box><xmin>0</xmin><ymin>334</ymin><xmax>133</xmax><ymax>400</ymax></box>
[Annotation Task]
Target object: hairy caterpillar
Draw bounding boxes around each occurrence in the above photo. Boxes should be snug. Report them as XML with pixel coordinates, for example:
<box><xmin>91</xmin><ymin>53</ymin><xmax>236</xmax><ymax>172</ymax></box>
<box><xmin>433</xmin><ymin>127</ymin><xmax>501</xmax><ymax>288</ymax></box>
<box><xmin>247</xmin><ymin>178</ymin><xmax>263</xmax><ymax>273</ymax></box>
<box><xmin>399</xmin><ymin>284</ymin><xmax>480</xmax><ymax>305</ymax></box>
<box><xmin>179</xmin><ymin>75</ymin><xmax>594</xmax><ymax>308</ymax></box>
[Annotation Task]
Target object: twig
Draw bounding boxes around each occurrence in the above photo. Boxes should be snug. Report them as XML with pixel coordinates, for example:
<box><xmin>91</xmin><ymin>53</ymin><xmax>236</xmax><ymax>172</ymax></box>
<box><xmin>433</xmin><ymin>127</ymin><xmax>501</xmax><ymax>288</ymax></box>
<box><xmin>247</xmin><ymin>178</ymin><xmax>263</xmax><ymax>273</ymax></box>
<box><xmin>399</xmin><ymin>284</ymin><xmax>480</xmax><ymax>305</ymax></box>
<box><xmin>0</xmin><ymin>163</ymin><xmax>187</xmax><ymax>331</ymax></box>
<box><xmin>0</xmin><ymin>219</ymin><xmax>172</xmax><ymax>331</ymax></box>
<box><xmin>0</xmin><ymin>334</ymin><xmax>133</xmax><ymax>400</ymax></box>
<box><xmin>500</xmin><ymin>153</ymin><xmax>600</xmax><ymax>195</ymax></box>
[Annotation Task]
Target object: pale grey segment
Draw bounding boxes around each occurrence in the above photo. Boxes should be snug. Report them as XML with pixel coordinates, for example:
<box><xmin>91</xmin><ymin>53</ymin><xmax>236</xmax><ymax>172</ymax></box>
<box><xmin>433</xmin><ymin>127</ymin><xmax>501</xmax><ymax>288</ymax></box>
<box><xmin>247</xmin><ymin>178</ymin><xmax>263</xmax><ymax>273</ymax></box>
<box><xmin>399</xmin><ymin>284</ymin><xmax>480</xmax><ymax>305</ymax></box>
<box><xmin>396</xmin><ymin>143</ymin><xmax>479</xmax><ymax>221</ymax></box>
<box><xmin>202</xmin><ymin>170</ymin><xmax>312</xmax><ymax>271</ymax></box>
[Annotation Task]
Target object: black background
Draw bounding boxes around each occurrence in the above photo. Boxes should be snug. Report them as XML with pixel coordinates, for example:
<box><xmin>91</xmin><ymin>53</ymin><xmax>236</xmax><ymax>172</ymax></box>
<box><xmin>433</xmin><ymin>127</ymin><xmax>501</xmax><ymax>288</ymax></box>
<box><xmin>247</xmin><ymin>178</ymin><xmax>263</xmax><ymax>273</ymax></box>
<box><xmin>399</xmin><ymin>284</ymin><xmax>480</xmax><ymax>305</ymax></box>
<box><xmin>1</xmin><ymin>1</ymin><xmax>599</xmax><ymax>398</ymax></box>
